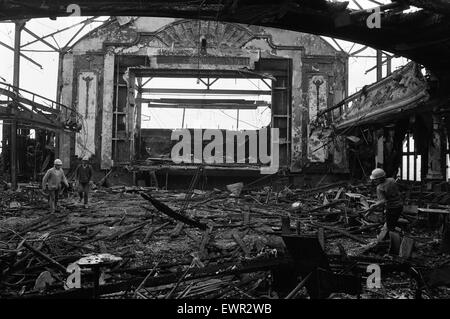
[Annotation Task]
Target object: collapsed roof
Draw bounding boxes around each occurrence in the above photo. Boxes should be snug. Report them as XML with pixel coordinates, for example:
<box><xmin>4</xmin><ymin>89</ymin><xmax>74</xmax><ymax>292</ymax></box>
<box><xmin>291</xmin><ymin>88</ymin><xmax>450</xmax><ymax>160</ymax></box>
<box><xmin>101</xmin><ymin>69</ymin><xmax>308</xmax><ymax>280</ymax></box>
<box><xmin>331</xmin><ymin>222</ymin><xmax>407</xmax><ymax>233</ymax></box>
<box><xmin>1</xmin><ymin>0</ymin><xmax>450</xmax><ymax>81</ymax></box>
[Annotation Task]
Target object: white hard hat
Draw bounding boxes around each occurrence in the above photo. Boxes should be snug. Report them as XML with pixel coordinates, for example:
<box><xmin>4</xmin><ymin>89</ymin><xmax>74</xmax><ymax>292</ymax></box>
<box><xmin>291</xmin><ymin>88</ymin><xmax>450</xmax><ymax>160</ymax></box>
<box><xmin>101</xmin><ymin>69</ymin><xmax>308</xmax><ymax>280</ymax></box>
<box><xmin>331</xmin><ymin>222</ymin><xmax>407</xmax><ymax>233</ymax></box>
<box><xmin>82</xmin><ymin>156</ymin><xmax>89</xmax><ymax>161</ymax></box>
<box><xmin>54</xmin><ymin>159</ymin><xmax>63</xmax><ymax>165</ymax></box>
<box><xmin>370</xmin><ymin>168</ymin><xmax>386</xmax><ymax>180</ymax></box>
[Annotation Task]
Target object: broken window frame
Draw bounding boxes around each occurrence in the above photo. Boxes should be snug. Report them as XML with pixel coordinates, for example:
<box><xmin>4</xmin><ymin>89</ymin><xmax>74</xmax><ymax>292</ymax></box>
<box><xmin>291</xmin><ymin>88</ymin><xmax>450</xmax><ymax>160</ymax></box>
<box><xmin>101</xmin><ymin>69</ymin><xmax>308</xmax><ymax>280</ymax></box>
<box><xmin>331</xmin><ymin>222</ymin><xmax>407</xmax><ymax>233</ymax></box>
<box><xmin>400</xmin><ymin>132</ymin><xmax>421</xmax><ymax>182</ymax></box>
<box><xmin>138</xmin><ymin>77</ymin><xmax>272</xmax><ymax>130</ymax></box>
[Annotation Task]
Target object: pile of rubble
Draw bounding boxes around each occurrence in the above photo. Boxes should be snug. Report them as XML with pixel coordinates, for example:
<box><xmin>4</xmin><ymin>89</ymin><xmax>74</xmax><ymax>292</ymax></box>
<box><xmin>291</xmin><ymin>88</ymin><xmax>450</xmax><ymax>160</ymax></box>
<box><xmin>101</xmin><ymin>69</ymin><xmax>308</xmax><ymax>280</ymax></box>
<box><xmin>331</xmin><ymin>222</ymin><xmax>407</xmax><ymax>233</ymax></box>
<box><xmin>1</xmin><ymin>180</ymin><xmax>450</xmax><ymax>299</ymax></box>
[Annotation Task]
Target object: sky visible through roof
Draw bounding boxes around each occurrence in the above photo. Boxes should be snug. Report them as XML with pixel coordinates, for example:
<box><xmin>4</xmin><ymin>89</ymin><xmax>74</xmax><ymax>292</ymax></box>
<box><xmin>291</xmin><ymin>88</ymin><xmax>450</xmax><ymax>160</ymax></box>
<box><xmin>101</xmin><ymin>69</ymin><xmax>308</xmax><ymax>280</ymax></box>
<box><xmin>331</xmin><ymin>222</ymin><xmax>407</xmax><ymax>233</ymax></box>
<box><xmin>0</xmin><ymin>1</ymin><xmax>411</xmax><ymax>141</ymax></box>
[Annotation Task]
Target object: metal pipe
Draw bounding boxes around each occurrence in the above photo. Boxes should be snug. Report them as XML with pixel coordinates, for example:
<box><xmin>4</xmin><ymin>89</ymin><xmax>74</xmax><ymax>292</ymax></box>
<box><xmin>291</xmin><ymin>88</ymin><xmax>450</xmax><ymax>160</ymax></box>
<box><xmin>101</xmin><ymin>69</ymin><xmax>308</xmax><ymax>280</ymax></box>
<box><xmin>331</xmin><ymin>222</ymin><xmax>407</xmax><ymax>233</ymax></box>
<box><xmin>55</xmin><ymin>51</ymin><xmax>64</xmax><ymax>159</ymax></box>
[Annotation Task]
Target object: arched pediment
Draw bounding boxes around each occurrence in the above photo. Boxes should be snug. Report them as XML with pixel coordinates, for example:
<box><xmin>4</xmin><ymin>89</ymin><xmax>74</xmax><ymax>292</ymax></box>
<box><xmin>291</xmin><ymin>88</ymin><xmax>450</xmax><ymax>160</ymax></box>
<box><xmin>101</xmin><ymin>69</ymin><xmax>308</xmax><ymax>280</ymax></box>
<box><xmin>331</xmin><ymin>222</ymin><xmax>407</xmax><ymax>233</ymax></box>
<box><xmin>154</xmin><ymin>20</ymin><xmax>254</xmax><ymax>49</ymax></box>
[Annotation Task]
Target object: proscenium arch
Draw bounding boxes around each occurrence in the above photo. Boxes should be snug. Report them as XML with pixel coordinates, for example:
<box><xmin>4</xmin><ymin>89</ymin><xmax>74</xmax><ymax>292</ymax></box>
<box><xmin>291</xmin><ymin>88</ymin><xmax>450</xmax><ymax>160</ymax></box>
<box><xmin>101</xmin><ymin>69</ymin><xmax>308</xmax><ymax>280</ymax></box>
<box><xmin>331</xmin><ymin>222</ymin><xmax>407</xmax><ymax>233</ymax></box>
<box><xmin>2</xmin><ymin>1</ymin><xmax>450</xmax><ymax>81</ymax></box>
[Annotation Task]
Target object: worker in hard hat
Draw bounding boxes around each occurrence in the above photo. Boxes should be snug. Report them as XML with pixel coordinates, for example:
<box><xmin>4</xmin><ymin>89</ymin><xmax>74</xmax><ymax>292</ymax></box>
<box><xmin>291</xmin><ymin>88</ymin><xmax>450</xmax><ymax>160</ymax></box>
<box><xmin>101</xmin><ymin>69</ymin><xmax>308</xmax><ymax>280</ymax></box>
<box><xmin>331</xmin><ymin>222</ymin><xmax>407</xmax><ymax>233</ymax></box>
<box><xmin>74</xmin><ymin>156</ymin><xmax>93</xmax><ymax>209</ymax></box>
<box><xmin>42</xmin><ymin>159</ymin><xmax>69</xmax><ymax>213</ymax></box>
<box><xmin>368</xmin><ymin>168</ymin><xmax>403</xmax><ymax>239</ymax></box>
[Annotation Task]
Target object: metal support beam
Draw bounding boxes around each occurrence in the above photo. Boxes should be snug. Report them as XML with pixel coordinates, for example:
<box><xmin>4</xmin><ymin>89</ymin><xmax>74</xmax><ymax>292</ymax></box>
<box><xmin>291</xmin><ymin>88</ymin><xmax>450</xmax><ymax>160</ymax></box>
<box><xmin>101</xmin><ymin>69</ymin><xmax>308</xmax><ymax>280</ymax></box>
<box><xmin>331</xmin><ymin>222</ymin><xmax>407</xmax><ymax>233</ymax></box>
<box><xmin>367</xmin><ymin>0</ymin><xmax>384</xmax><ymax>5</ymax></box>
<box><xmin>331</xmin><ymin>38</ymin><xmax>345</xmax><ymax>52</ymax></box>
<box><xmin>146</xmin><ymin>103</ymin><xmax>262</xmax><ymax>110</ymax></box>
<box><xmin>11</xmin><ymin>20</ymin><xmax>26</xmax><ymax>190</ymax></box>
<box><xmin>349</xmin><ymin>45</ymin><xmax>368</xmax><ymax>56</ymax></box>
<box><xmin>143</xmin><ymin>98</ymin><xmax>267</xmax><ymax>105</ymax></box>
<box><xmin>261</xmin><ymin>78</ymin><xmax>272</xmax><ymax>90</ymax></box>
<box><xmin>376</xmin><ymin>50</ymin><xmax>383</xmax><ymax>81</ymax></box>
<box><xmin>51</xmin><ymin>35</ymin><xmax>61</xmax><ymax>50</ymax></box>
<box><xmin>21</xmin><ymin>16</ymin><xmax>101</xmax><ymax>49</ymax></box>
<box><xmin>0</xmin><ymin>40</ymin><xmax>42</xmax><ymax>69</ymax></box>
<box><xmin>136</xmin><ymin>77</ymin><xmax>142</xmax><ymax>158</ymax></box>
<box><xmin>352</xmin><ymin>0</ymin><xmax>364</xmax><ymax>10</ymax></box>
<box><xmin>140</xmin><ymin>77</ymin><xmax>153</xmax><ymax>88</ymax></box>
<box><xmin>140</xmin><ymin>88</ymin><xmax>271</xmax><ymax>95</ymax></box>
<box><xmin>55</xmin><ymin>51</ymin><xmax>64</xmax><ymax>159</ymax></box>
<box><xmin>387</xmin><ymin>56</ymin><xmax>392</xmax><ymax>75</ymax></box>
<box><xmin>62</xmin><ymin>24</ymin><xmax>86</xmax><ymax>50</ymax></box>
<box><xmin>23</xmin><ymin>27</ymin><xmax>59</xmax><ymax>52</ymax></box>
<box><xmin>365</xmin><ymin>57</ymin><xmax>389</xmax><ymax>75</ymax></box>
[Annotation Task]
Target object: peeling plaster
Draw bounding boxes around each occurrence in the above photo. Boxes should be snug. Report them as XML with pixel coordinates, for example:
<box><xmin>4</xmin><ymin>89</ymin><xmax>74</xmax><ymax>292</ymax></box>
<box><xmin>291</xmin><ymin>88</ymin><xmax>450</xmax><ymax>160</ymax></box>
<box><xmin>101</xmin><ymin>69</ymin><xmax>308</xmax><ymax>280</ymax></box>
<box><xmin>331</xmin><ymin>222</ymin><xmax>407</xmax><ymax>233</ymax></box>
<box><xmin>59</xmin><ymin>53</ymin><xmax>74</xmax><ymax>169</ymax></box>
<box><xmin>101</xmin><ymin>52</ymin><xmax>115</xmax><ymax>169</ymax></box>
<box><xmin>75</xmin><ymin>71</ymin><xmax>98</xmax><ymax>159</ymax></box>
<box><xmin>308</xmin><ymin>75</ymin><xmax>328</xmax><ymax>162</ymax></box>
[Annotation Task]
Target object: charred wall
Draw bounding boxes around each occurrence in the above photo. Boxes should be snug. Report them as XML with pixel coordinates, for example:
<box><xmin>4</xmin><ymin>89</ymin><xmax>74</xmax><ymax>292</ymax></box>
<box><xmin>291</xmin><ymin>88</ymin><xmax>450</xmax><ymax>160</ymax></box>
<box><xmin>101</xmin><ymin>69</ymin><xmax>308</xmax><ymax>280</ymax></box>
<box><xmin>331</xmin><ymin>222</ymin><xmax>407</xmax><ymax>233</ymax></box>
<box><xmin>58</xmin><ymin>17</ymin><xmax>348</xmax><ymax>174</ymax></box>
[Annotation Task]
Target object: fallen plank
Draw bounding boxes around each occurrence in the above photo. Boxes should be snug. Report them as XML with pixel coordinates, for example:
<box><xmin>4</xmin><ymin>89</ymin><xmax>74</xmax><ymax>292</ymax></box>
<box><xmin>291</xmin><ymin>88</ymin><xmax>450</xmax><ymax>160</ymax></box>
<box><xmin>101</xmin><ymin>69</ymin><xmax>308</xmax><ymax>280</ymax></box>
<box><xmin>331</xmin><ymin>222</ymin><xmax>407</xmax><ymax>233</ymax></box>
<box><xmin>184</xmin><ymin>229</ymin><xmax>201</xmax><ymax>245</ymax></box>
<box><xmin>294</xmin><ymin>182</ymin><xmax>349</xmax><ymax>197</ymax></box>
<box><xmin>21</xmin><ymin>241</ymin><xmax>66</xmax><ymax>273</ymax></box>
<box><xmin>232</xmin><ymin>231</ymin><xmax>250</xmax><ymax>256</ymax></box>
<box><xmin>304</xmin><ymin>199</ymin><xmax>348</xmax><ymax>213</ymax></box>
<box><xmin>418</xmin><ymin>208</ymin><xmax>450</xmax><ymax>214</ymax></box>
<box><xmin>326</xmin><ymin>223</ymin><xmax>380</xmax><ymax>239</ymax></box>
<box><xmin>51</xmin><ymin>220</ymin><xmax>114</xmax><ymax>235</ymax></box>
<box><xmin>285</xmin><ymin>272</ymin><xmax>312</xmax><ymax>299</ymax></box>
<box><xmin>334</xmin><ymin>188</ymin><xmax>345</xmax><ymax>200</ymax></box>
<box><xmin>2</xmin><ymin>215</ymin><xmax>54</xmax><ymax>241</ymax></box>
<box><xmin>134</xmin><ymin>258</ymin><xmax>162</xmax><ymax>298</ymax></box>
<box><xmin>141</xmin><ymin>193</ymin><xmax>207</xmax><ymax>230</ymax></box>
<box><xmin>199</xmin><ymin>226</ymin><xmax>213</xmax><ymax>258</ymax></box>
<box><xmin>115</xmin><ymin>221</ymin><xmax>150</xmax><ymax>240</ymax></box>
<box><xmin>165</xmin><ymin>263</ymin><xmax>193</xmax><ymax>299</ymax></box>
<box><xmin>311</xmin><ymin>223</ymin><xmax>367</xmax><ymax>244</ymax></box>
<box><xmin>170</xmin><ymin>222</ymin><xmax>184</xmax><ymax>238</ymax></box>
<box><xmin>144</xmin><ymin>222</ymin><xmax>171</xmax><ymax>243</ymax></box>
<box><xmin>37</xmin><ymin>220</ymin><xmax>66</xmax><ymax>233</ymax></box>
<box><xmin>97</xmin><ymin>169</ymin><xmax>113</xmax><ymax>186</ymax></box>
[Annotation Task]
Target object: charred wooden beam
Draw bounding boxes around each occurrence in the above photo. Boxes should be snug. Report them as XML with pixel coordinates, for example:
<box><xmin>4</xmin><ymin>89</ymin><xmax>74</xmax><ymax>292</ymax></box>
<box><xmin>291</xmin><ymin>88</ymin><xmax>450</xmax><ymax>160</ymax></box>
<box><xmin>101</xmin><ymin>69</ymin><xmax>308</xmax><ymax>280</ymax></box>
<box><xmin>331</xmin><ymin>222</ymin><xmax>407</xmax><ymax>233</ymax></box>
<box><xmin>140</xmin><ymin>193</ymin><xmax>207</xmax><ymax>230</ymax></box>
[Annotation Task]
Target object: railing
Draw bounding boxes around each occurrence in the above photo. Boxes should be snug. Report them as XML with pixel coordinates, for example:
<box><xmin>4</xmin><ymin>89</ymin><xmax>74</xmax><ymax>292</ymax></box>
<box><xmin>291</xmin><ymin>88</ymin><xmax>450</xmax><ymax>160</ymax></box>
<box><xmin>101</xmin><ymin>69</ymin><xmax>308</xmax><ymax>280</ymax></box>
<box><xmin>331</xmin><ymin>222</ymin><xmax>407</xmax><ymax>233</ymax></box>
<box><xmin>317</xmin><ymin>62</ymin><xmax>430</xmax><ymax>130</ymax></box>
<box><xmin>316</xmin><ymin>87</ymin><xmax>362</xmax><ymax>120</ymax></box>
<box><xmin>0</xmin><ymin>81</ymin><xmax>82</xmax><ymax>132</ymax></box>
